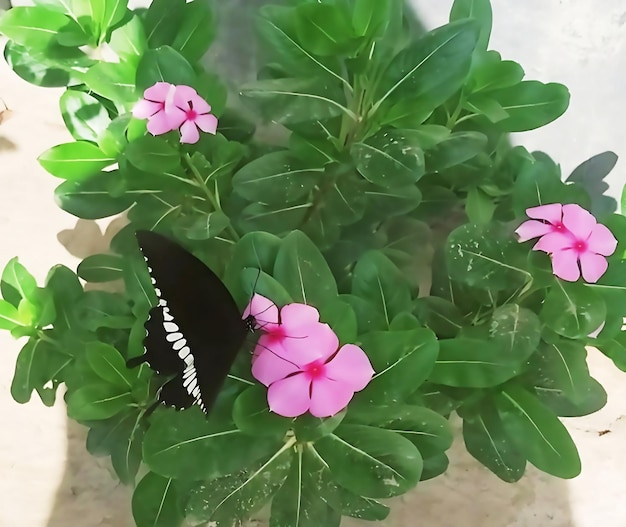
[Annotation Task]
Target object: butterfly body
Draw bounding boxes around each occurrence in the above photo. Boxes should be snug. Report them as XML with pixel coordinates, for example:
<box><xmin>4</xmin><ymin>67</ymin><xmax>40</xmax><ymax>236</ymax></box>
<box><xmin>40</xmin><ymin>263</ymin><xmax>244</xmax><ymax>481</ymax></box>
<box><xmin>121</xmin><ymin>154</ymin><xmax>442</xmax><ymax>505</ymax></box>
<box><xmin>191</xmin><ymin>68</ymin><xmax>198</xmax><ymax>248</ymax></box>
<box><xmin>130</xmin><ymin>230</ymin><xmax>249</xmax><ymax>414</ymax></box>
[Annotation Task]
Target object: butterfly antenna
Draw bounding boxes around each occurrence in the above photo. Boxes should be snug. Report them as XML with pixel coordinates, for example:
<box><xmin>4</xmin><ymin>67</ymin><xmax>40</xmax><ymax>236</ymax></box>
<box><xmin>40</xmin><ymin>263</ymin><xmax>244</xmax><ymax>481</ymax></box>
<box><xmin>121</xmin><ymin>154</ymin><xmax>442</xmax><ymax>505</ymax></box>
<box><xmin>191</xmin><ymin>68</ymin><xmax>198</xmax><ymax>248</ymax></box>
<box><xmin>243</xmin><ymin>336</ymin><xmax>301</xmax><ymax>369</ymax></box>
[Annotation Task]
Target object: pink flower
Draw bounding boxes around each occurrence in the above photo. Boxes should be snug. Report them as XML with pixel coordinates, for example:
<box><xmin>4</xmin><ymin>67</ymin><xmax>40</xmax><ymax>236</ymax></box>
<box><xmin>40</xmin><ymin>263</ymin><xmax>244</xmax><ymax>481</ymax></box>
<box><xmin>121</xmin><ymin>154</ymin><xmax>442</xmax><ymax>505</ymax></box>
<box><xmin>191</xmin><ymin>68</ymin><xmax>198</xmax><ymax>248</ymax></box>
<box><xmin>132</xmin><ymin>82</ymin><xmax>179</xmax><ymax>136</ymax></box>
<box><xmin>132</xmin><ymin>83</ymin><xmax>218</xmax><ymax>144</ymax></box>
<box><xmin>244</xmin><ymin>294</ymin><xmax>375</xmax><ymax>418</ymax></box>
<box><xmin>516</xmin><ymin>203</ymin><xmax>617</xmax><ymax>283</ymax></box>
<box><xmin>164</xmin><ymin>85</ymin><xmax>218</xmax><ymax>144</ymax></box>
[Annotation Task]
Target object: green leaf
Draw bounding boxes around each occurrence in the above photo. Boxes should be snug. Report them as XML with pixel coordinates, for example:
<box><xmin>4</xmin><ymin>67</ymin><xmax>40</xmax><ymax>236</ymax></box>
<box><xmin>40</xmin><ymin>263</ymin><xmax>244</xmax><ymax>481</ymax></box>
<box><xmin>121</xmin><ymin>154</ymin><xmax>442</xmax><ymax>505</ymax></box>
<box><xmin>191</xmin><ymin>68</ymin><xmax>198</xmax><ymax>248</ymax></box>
<box><xmin>45</xmin><ymin>264</ymin><xmax>83</xmax><ymax>331</ymax></box>
<box><xmin>468</xmin><ymin>50</ymin><xmax>524</xmax><ymax>93</ymax></box>
<box><xmin>495</xmin><ymin>385</ymin><xmax>581</xmax><ymax>478</ymax></box>
<box><xmin>66</xmin><ymin>383</ymin><xmax>133</xmax><ymax>421</ymax></box>
<box><xmin>347</xmin><ymin>405</ymin><xmax>453</xmax><ymax>459</ymax></box>
<box><xmin>352</xmin><ymin>251</ymin><xmax>411</xmax><ymax>328</ymax></box>
<box><xmin>187</xmin><ymin>444</ymin><xmax>293</xmax><ymax>525</ymax></box>
<box><xmin>238</xmin><ymin>202</ymin><xmax>311</xmax><ymax>235</ymax></box>
<box><xmin>271</xmin><ymin>447</ymin><xmax>341</xmax><ymax>527</ymax></box>
<box><xmin>232</xmin><ymin>386</ymin><xmax>291</xmax><ymax>437</ymax></box>
<box><xmin>90</xmin><ymin>0</ymin><xmax>127</xmax><ymax>41</ymax></box>
<box><xmin>413</xmin><ymin>297</ymin><xmax>465</xmax><ymax>338</ymax></box>
<box><xmin>38</xmin><ymin>141</ymin><xmax>114</xmax><ymax>181</ymax></box>
<box><xmin>430</xmin><ymin>338</ymin><xmax>520</xmax><ymax>388</ymax></box>
<box><xmin>566</xmin><ymin>151</ymin><xmax>618</xmax><ymax>218</ymax></box>
<box><xmin>351</xmin><ymin>129</ymin><xmax>425</xmax><ymax>187</ymax></box>
<box><xmin>534</xmin><ymin>377</ymin><xmax>607</xmax><ymax>418</ymax></box>
<box><xmin>0</xmin><ymin>7</ymin><xmax>71</xmax><ymax>49</ymax></box>
<box><xmin>425</xmin><ymin>131</ymin><xmax>487</xmax><ymax>172</ymax></box>
<box><xmin>233</xmin><ymin>151</ymin><xmax>323</xmax><ymax>205</ymax></box>
<box><xmin>11</xmin><ymin>338</ymin><xmax>71</xmax><ymax>404</ymax></box>
<box><xmin>0</xmin><ymin>299</ymin><xmax>24</xmax><ymax>330</ymax></box>
<box><xmin>357</xmin><ymin>329</ymin><xmax>438</xmax><ymax>404</ymax></box>
<box><xmin>318</xmin><ymin>299</ymin><xmax>357</xmax><ymax>345</ymax></box>
<box><xmin>136</xmin><ymin>45</ymin><xmax>196</xmax><ymax>90</ymax></box>
<box><xmin>109</xmin><ymin>13</ymin><xmax>147</xmax><ymax>61</ymax></box>
<box><xmin>83</xmin><ymin>61</ymin><xmax>137</xmax><ymax>103</ymax></box>
<box><xmin>315</xmin><ymin>424</ymin><xmax>422</xmax><ymax>498</ymax></box>
<box><xmin>293</xmin><ymin>412</ymin><xmax>346</xmax><ymax>442</ymax></box>
<box><xmin>486</xmin><ymin>304</ymin><xmax>541</xmax><ymax>364</ymax></box>
<box><xmin>54</xmin><ymin>170</ymin><xmax>136</xmax><ymax>219</ymax></box>
<box><xmin>143</xmin><ymin>409</ymin><xmax>280</xmax><ymax>479</ymax></box>
<box><xmin>84</xmin><ymin>342</ymin><xmax>135</xmax><ymax>389</ymax></box>
<box><xmin>465</xmin><ymin>186</ymin><xmax>496</xmax><ymax>224</ymax></box>
<box><xmin>132</xmin><ymin>472</ymin><xmax>183</xmax><ymax>527</ymax></box>
<box><xmin>143</xmin><ymin>0</ymin><xmax>186</xmax><ymax>48</ymax></box>
<box><xmin>463</xmin><ymin>405</ymin><xmax>526</xmax><ymax>482</ymax></box>
<box><xmin>352</xmin><ymin>0</ymin><xmax>391</xmax><ymax>37</ymax></box>
<box><xmin>446</xmin><ymin>222</ymin><xmax>531</xmax><ymax>291</ymax></box>
<box><xmin>60</xmin><ymin>89</ymin><xmax>110</xmax><ymax>143</ymax></box>
<box><xmin>125</xmin><ymin>135</ymin><xmax>181</xmax><ymax>173</ymax></box>
<box><xmin>449</xmin><ymin>0</ymin><xmax>492</xmax><ymax>50</ymax></box>
<box><xmin>171</xmin><ymin>0</ymin><xmax>215</xmax><ymax>62</ymax></box>
<box><xmin>180</xmin><ymin>211</ymin><xmax>231</xmax><ymax>241</ymax></box>
<box><xmin>3</xmin><ymin>40</ymin><xmax>71</xmax><ymax>88</ymax></box>
<box><xmin>77</xmin><ymin>253</ymin><xmax>124</xmax><ymax>282</ymax></box>
<box><xmin>1</xmin><ymin>257</ymin><xmax>38</xmax><ymax>307</ymax></box>
<box><xmin>364</xmin><ymin>184</ymin><xmax>422</xmax><ymax>217</ymax></box>
<box><xmin>540</xmin><ymin>280</ymin><xmax>606</xmax><ymax>339</ymax></box>
<box><xmin>374</xmin><ymin>20</ymin><xmax>479</xmax><ymax>110</ymax></box>
<box><xmin>490</xmin><ymin>81</ymin><xmax>570</xmax><ymax>132</ymax></box>
<box><xmin>273</xmin><ymin>230</ymin><xmax>338</xmax><ymax>307</ymax></box>
<box><xmin>294</xmin><ymin>3</ymin><xmax>355</xmax><ymax>56</ymax></box>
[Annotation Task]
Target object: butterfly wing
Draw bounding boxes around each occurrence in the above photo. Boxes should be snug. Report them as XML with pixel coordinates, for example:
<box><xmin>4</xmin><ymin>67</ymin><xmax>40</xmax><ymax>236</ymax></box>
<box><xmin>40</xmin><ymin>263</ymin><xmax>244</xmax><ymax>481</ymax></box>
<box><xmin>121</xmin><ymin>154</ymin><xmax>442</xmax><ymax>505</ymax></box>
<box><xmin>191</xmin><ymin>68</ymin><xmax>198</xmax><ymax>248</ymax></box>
<box><xmin>132</xmin><ymin>230</ymin><xmax>248</xmax><ymax>414</ymax></box>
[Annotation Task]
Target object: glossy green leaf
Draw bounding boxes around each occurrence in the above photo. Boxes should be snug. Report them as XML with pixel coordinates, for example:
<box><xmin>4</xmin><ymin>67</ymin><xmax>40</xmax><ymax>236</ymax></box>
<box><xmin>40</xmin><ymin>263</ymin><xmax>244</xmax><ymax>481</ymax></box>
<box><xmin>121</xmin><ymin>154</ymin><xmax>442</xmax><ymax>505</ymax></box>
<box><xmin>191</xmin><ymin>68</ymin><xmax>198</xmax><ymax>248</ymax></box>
<box><xmin>347</xmin><ymin>405</ymin><xmax>453</xmax><ymax>459</ymax></box>
<box><xmin>171</xmin><ymin>0</ymin><xmax>215</xmax><ymax>62</ymax></box>
<box><xmin>84</xmin><ymin>342</ymin><xmax>135</xmax><ymax>389</ymax></box>
<box><xmin>566</xmin><ymin>151</ymin><xmax>618</xmax><ymax>218</ymax></box>
<box><xmin>357</xmin><ymin>329</ymin><xmax>438</xmax><ymax>404</ymax></box>
<box><xmin>187</xmin><ymin>445</ymin><xmax>293</xmax><ymax>525</ymax></box>
<box><xmin>109</xmin><ymin>13</ymin><xmax>147</xmax><ymax>61</ymax></box>
<box><xmin>136</xmin><ymin>45</ymin><xmax>196</xmax><ymax>90</ymax></box>
<box><xmin>463</xmin><ymin>405</ymin><xmax>526</xmax><ymax>482</ymax></box>
<box><xmin>90</xmin><ymin>0</ymin><xmax>128</xmax><ymax>40</ymax></box>
<box><xmin>60</xmin><ymin>90</ymin><xmax>110</xmax><ymax>143</ymax></box>
<box><xmin>1</xmin><ymin>257</ymin><xmax>38</xmax><ymax>308</ymax></box>
<box><xmin>294</xmin><ymin>3</ymin><xmax>355</xmax><ymax>56</ymax></box>
<box><xmin>490</xmin><ymin>81</ymin><xmax>570</xmax><ymax>132</ymax></box>
<box><xmin>449</xmin><ymin>0</ymin><xmax>492</xmax><ymax>50</ymax></box>
<box><xmin>77</xmin><ymin>253</ymin><xmax>124</xmax><ymax>282</ymax></box>
<box><xmin>233</xmin><ymin>151</ymin><xmax>323</xmax><ymax>205</ymax></box>
<box><xmin>273</xmin><ymin>230</ymin><xmax>338</xmax><ymax>307</ymax></box>
<box><xmin>83</xmin><ymin>61</ymin><xmax>137</xmax><ymax>103</ymax></box>
<box><xmin>468</xmin><ymin>50</ymin><xmax>524</xmax><ymax>93</ymax></box>
<box><xmin>143</xmin><ymin>0</ymin><xmax>186</xmax><ymax>48</ymax></box>
<box><xmin>495</xmin><ymin>385</ymin><xmax>581</xmax><ymax>478</ymax></box>
<box><xmin>44</xmin><ymin>265</ymin><xmax>83</xmax><ymax>332</ymax></box>
<box><xmin>430</xmin><ymin>338</ymin><xmax>520</xmax><ymax>388</ymax></box>
<box><xmin>351</xmin><ymin>129</ymin><xmax>425</xmax><ymax>187</ymax></box>
<box><xmin>0</xmin><ymin>7</ymin><xmax>70</xmax><ymax>49</ymax></box>
<box><xmin>232</xmin><ymin>386</ymin><xmax>291</xmax><ymax>437</ymax></box>
<box><xmin>125</xmin><ymin>135</ymin><xmax>181</xmax><ymax>173</ymax></box>
<box><xmin>238</xmin><ymin>201</ymin><xmax>311</xmax><ymax>236</ymax></box>
<box><xmin>318</xmin><ymin>299</ymin><xmax>357</xmax><ymax>345</ymax></box>
<box><xmin>3</xmin><ymin>40</ymin><xmax>71</xmax><ymax>87</ymax></box>
<box><xmin>540</xmin><ymin>280</ymin><xmax>606</xmax><ymax>339</ymax></box>
<box><xmin>487</xmin><ymin>304</ymin><xmax>541</xmax><ymax>363</ymax></box>
<box><xmin>413</xmin><ymin>297</ymin><xmax>465</xmax><ymax>338</ymax></box>
<box><xmin>364</xmin><ymin>184</ymin><xmax>422</xmax><ymax>217</ymax></box>
<box><xmin>143</xmin><ymin>408</ymin><xmax>280</xmax><ymax>479</ymax></box>
<box><xmin>293</xmin><ymin>411</ymin><xmax>346</xmax><ymax>443</ymax></box>
<box><xmin>374</xmin><ymin>20</ymin><xmax>479</xmax><ymax>110</ymax></box>
<box><xmin>39</xmin><ymin>142</ymin><xmax>114</xmax><ymax>180</ymax></box>
<box><xmin>66</xmin><ymin>383</ymin><xmax>133</xmax><ymax>421</ymax></box>
<box><xmin>425</xmin><ymin>131</ymin><xmax>487</xmax><ymax>172</ymax></box>
<box><xmin>466</xmin><ymin>186</ymin><xmax>496</xmax><ymax>223</ymax></box>
<box><xmin>534</xmin><ymin>377</ymin><xmax>607</xmax><ymax>418</ymax></box>
<box><xmin>446</xmin><ymin>222</ymin><xmax>531</xmax><ymax>291</ymax></box>
<box><xmin>132</xmin><ymin>472</ymin><xmax>183</xmax><ymax>527</ymax></box>
<box><xmin>352</xmin><ymin>0</ymin><xmax>391</xmax><ymax>37</ymax></box>
<box><xmin>315</xmin><ymin>424</ymin><xmax>422</xmax><ymax>498</ymax></box>
<box><xmin>352</xmin><ymin>251</ymin><xmax>411</xmax><ymax>327</ymax></box>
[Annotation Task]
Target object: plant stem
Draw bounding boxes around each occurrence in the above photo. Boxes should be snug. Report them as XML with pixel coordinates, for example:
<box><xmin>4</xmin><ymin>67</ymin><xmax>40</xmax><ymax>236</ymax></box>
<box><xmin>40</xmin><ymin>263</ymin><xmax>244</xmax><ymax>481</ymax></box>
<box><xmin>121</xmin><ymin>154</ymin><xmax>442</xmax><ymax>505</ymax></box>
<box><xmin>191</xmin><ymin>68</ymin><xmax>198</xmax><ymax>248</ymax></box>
<box><xmin>182</xmin><ymin>153</ymin><xmax>240</xmax><ymax>241</ymax></box>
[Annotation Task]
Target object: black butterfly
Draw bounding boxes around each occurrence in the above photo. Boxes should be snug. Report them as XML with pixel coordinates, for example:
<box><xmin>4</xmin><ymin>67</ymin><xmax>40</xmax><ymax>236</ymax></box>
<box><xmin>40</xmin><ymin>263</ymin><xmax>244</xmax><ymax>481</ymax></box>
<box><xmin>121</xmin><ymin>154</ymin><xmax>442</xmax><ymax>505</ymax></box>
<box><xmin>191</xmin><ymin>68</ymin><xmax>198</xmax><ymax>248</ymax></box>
<box><xmin>126</xmin><ymin>230</ymin><xmax>255</xmax><ymax>415</ymax></box>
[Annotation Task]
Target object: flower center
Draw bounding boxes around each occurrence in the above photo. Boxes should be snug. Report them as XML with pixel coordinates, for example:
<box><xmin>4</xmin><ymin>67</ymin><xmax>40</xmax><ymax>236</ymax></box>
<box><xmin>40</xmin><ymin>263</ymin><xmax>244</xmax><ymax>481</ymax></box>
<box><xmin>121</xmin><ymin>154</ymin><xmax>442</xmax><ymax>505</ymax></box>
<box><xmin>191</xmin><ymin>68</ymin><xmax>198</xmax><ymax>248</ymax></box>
<box><xmin>303</xmin><ymin>359</ymin><xmax>326</xmax><ymax>380</ymax></box>
<box><xmin>573</xmin><ymin>239</ymin><xmax>587</xmax><ymax>253</ymax></box>
<box><xmin>552</xmin><ymin>222</ymin><xmax>565</xmax><ymax>232</ymax></box>
<box><xmin>185</xmin><ymin>109</ymin><xmax>197</xmax><ymax>120</ymax></box>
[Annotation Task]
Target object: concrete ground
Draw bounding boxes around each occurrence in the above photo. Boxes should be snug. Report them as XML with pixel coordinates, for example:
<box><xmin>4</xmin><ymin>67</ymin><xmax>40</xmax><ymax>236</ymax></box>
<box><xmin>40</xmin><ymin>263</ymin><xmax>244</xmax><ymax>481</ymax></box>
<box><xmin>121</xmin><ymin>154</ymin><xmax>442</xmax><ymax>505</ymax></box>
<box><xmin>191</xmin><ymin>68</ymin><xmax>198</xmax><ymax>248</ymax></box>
<box><xmin>1</xmin><ymin>1</ymin><xmax>626</xmax><ymax>526</ymax></box>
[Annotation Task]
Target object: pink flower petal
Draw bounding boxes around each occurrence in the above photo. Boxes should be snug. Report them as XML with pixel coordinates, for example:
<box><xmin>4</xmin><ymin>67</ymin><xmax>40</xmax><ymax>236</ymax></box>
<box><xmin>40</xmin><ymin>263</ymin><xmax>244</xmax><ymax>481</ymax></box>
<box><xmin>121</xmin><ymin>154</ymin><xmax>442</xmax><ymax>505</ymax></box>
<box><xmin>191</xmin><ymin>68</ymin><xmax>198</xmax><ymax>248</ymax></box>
<box><xmin>144</xmin><ymin>82</ymin><xmax>173</xmax><ymax>101</ymax></box>
<box><xmin>243</xmin><ymin>293</ymin><xmax>279</xmax><ymax>331</ymax></box>
<box><xmin>173</xmin><ymin>85</ymin><xmax>198</xmax><ymax>104</ymax></box>
<box><xmin>562</xmin><ymin>204</ymin><xmax>596</xmax><ymax>239</ymax></box>
<box><xmin>526</xmin><ymin>203</ymin><xmax>562</xmax><ymax>224</ymax></box>
<box><xmin>515</xmin><ymin>220</ymin><xmax>553</xmax><ymax>242</ymax></box>
<box><xmin>179</xmin><ymin>120</ymin><xmax>200</xmax><ymax>144</ymax></box>
<box><xmin>579</xmin><ymin>252</ymin><xmax>608</xmax><ymax>283</ymax></box>
<box><xmin>309</xmin><ymin>377</ymin><xmax>355</xmax><ymax>417</ymax></box>
<box><xmin>166</xmin><ymin>106</ymin><xmax>187</xmax><ymax>130</ymax></box>
<box><xmin>586</xmin><ymin>224</ymin><xmax>618</xmax><ymax>256</ymax></box>
<box><xmin>324</xmin><ymin>344</ymin><xmax>374</xmax><ymax>392</ymax></box>
<box><xmin>281</xmin><ymin>303</ymin><xmax>320</xmax><ymax>329</ymax></box>
<box><xmin>282</xmin><ymin>322</ymin><xmax>339</xmax><ymax>363</ymax></box>
<box><xmin>195</xmin><ymin>113</ymin><xmax>218</xmax><ymax>134</ymax></box>
<box><xmin>146</xmin><ymin>113</ymin><xmax>176</xmax><ymax>135</ymax></box>
<box><xmin>189</xmin><ymin>93</ymin><xmax>212</xmax><ymax>114</ymax></box>
<box><xmin>267</xmin><ymin>374</ymin><xmax>311</xmax><ymax>417</ymax></box>
<box><xmin>533</xmin><ymin>231</ymin><xmax>573</xmax><ymax>253</ymax></box>
<box><xmin>251</xmin><ymin>345</ymin><xmax>300</xmax><ymax>386</ymax></box>
<box><xmin>551</xmin><ymin>249</ymin><xmax>580</xmax><ymax>281</ymax></box>
<box><xmin>132</xmin><ymin>99</ymin><xmax>162</xmax><ymax>119</ymax></box>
